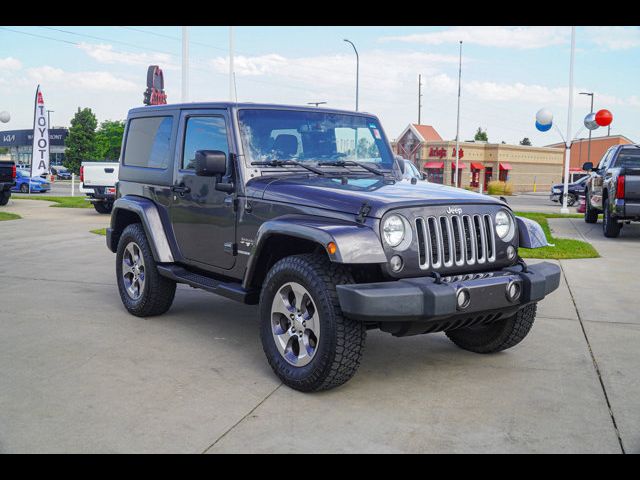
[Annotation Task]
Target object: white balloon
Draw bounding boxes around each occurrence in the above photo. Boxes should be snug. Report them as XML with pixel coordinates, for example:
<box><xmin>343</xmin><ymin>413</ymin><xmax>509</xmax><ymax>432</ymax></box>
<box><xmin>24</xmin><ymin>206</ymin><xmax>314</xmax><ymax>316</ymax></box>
<box><xmin>536</xmin><ymin>108</ymin><xmax>553</xmax><ymax>126</ymax></box>
<box><xmin>584</xmin><ymin>113</ymin><xmax>599</xmax><ymax>131</ymax></box>
<box><xmin>0</xmin><ymin>111</ymin><xmax>10</xmax><ymax>123</ymax></box>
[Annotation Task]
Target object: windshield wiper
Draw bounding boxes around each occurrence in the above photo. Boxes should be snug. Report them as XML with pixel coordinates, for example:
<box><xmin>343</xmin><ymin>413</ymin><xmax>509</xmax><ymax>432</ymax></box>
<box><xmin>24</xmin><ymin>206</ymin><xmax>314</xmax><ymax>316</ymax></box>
<box><xmin>317</xmin><ymin>160</ymin><xmax>385</xmax><ymax>177</ymax></box>
<box><xmin>251</xmin><ymin>160</ymin><xmax>326</xmax><ymax>175</ymax></box>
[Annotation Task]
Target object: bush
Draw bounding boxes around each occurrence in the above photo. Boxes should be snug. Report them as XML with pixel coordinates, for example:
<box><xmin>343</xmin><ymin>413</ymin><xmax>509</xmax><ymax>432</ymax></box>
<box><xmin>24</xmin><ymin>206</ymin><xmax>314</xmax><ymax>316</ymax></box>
<box><xmin>487</xmin><ymin>180</ymin><xmax>514</xmax><ymax>196</ymax></box>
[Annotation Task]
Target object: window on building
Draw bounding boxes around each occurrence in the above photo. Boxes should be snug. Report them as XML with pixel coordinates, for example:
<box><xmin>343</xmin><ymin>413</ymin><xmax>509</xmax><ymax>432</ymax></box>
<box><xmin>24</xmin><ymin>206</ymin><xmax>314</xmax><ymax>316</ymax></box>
<box><xmin>123</xmin><ymin>116</ymin><xmax>173</xmax><ymax>169</ymax></box>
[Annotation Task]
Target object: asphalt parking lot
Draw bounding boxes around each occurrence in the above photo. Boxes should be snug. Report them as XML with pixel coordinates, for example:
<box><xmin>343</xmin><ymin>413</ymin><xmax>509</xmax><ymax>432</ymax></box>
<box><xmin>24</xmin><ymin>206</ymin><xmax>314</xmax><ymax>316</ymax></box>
<box><xmin>0</xmin><ymin>197</ymin><xmax>637</xmax><ymax>453</ymax></box>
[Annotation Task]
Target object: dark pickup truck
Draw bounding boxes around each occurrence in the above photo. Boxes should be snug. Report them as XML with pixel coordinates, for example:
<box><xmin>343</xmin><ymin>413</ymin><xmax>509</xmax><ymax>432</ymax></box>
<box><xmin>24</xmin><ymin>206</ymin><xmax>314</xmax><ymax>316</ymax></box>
<box><xmin>583</xmin><ymin>144</ymin><xmax>640</xmax><ymax>237</ymax></box>
<box><xmin>0</xmin><ymin>160</ymin><xmax>16</xmax><ymax>206</ymax></box>
<box><xmin>106</xmin><ymin>102</ymin><xmax>560</xmax><ymax>392</ymax></box>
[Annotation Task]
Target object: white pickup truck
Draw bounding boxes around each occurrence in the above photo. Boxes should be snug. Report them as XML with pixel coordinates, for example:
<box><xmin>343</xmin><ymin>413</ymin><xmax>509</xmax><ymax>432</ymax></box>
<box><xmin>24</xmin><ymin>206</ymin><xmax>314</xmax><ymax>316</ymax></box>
<box><xmin>80</xmin><ymin>161</ymin><xmax>119</xmax><ymax>214</ymax></box>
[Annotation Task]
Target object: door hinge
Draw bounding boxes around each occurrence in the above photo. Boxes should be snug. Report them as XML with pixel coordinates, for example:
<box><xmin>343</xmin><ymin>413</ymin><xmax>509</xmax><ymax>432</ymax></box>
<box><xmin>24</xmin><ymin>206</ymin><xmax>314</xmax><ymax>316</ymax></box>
<box><xmin>224</xmin><ymin>242</ymin><xmax>238</xmax><ymax>256</ymax></box>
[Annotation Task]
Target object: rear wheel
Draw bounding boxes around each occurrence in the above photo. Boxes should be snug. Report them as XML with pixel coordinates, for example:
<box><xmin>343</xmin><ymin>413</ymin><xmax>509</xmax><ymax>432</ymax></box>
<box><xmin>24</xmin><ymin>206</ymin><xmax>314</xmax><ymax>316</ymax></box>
<box><xmin>0</xmin><ymin>191</ymin><xmax>9</xmax><ymax>206</ymax></box>
<box><xmin>566</xmin><ymin>193</ymin><xmax>577</xmax><ymax>207</ymax></box>
<box><xmin>603</xmin><ymin>199</ymin><xmax>621</xmax><ymax>238</ymax></box>
<box><xmin>93</xmin><ymin>201</ymin><xmax>113</xmax><ymax>214</ymax></box>
<box><xmin>116</xmin><ymin>223</ymin><xmax>176</xmax><ymax>317</ymax></box>
<box><xmin>259</xmin><ymin>253</ymin><xmax>366</xmax><ymax>392</ymax></box>
<box><xmin>584</xmin><ymin>191</ymin><xmax>598</xmax><ymax>224</ymax></box>
<box><xmin>446</xmin><ymin>303</ymin><xmax>537</xmax><ymax>354</ymax></box>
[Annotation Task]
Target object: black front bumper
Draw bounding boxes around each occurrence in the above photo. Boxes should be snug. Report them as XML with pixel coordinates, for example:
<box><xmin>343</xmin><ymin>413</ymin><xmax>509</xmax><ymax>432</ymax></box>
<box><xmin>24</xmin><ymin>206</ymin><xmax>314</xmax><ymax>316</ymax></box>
<box><xmin>336</xmin><ymin>262</ymin><xmax>560</xmax><ymax>323</ymax></box>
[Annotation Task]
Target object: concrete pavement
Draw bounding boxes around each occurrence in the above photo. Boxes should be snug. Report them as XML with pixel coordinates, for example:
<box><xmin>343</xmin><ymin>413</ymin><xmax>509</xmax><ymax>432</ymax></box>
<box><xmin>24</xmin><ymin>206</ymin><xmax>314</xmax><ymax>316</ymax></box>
<box><xmin>0</xmin><ymin>198</ymin><xmax>635</xmax><ymax>453</ymax></box>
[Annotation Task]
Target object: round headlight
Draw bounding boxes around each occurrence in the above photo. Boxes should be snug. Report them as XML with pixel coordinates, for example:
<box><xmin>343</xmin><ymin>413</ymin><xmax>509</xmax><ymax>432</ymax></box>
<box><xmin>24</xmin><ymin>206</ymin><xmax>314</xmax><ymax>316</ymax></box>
<box><xmin>495</xmin><ymin>210</ymin><xmax>515</xmax><ymax>241</ymax></box>
<box><xmin>382</xmin><ymin>215</ymin><xmax>406</xmax><ymax>247</ymax></box>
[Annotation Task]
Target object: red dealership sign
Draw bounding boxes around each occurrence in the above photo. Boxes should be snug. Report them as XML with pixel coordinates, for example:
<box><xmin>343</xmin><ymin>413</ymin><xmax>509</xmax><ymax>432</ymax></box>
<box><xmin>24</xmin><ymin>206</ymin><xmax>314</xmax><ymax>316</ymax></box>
<box><xmin>429</xmin><ymin>146</ymin><xmax>464</xmax><ymax>159</ymax></box>
<box><xmin>143</xmin><ymin>65</ymin><xmax>167</xmax><ymax>106</ymax></box>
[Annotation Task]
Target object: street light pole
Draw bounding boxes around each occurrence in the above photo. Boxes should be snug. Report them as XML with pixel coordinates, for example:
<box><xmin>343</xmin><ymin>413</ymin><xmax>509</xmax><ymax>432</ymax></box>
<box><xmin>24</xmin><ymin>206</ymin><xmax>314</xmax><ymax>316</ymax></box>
<box><xmin>229</xmin><ymin>26</ymin><xmax>235</xmax><ymax>102</ymax></box>
<box><xmin>343</xmin><ymin>39</ymin><xmax>359</xmax><ymax>111</ymax></box>
<box><xmin>182</xmin><ymin>26</ymin><xmax>189</xmax><ymax>102</ymax></box>
<box><xmin>454</xmin><ymin>41</ymin><xmax>463</xmax><ymax>188</ymax></box>
<box><xmin>561</xmin><ymin>26</ymin><xmax>576</xmax><ymax>214</ymax></box>
<box><xmin>46</xmin><ymin>110</ymin><xmax>54</xmax><ymax>129</ymax></box>
<box><xmin>580</xmin><ymin>91</ymin><xmax>594</xmax><ymax>164</ymax></box>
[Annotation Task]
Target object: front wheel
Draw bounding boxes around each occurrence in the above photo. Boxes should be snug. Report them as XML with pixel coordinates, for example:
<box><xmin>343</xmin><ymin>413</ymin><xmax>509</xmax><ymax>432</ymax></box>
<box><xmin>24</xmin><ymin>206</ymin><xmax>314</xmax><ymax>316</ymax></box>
<box><xmin>603</xmin><ymin>200</ymin><xmax>621</xmax><ymax>238</ymax></box>
<box><xmin>0</xmin><ymin>191</ymin><xmax>9</xmax><ymax>206</ymax></box>
<box><xmin>566</xmin><ymin>193</ymin><xmax>577</xmax><ymax>207</ymax></box>
<box><xmin>584</xmin><ymin>191</ymin><xmax>598</xmax><ymax>224</ymax></box>
<box><xmin>19</xmin><ymin>183</ymin><xmax>28</xmax><ymax>193</ymax></box>
<box><xmin>446</xmin><ymin>303</ymin><xmax>537</xmax><ymax>353</ymax></box>
<box><xmin>259</xmin><ymin>253</ymin><xmax>366</xmax><ymax>392</ymax></box>
<box><xmin>116</xmin><ymin>223</ymin><xmax>176</xmax><ymax>317</ymax></box>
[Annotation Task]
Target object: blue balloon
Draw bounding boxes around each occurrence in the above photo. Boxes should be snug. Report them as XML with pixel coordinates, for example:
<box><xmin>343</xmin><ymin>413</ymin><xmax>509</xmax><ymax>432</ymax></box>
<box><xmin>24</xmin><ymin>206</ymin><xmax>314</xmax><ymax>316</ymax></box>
<box><xmin>536</xmin><ymin>121</ymin><xmax>552</xmax><ymax>132</ymax></box>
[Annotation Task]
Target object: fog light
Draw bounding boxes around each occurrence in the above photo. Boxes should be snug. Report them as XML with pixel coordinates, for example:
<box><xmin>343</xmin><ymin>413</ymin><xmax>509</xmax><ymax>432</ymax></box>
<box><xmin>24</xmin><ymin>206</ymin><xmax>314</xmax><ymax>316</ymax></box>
<box><xmin>506</xmin><ymin>281</ymin><xmax>521</xmax><ymax>302</ymax></box>
<box><xmin>456</xmin><ymin>288</ymin><xmax>471</xmax><ymax>310</ymax></box>
<box><xmin>507</xmin><ymin>245</ymin><xmax>516</xmax><ymax>260</ymax></box>
<box><xmin>390</xmin><ymin>255</ymin><xmax>403</xmax><ymax>272</ymax></box>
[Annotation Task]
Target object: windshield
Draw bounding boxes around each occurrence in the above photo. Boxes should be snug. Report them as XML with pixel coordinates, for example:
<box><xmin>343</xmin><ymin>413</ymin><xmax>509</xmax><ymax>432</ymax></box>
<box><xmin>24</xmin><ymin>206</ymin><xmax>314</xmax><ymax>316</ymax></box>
<box><xmin>238</xmin><ymin>109</ymin><xmax>394</xmax><ymax>171</ymax></box>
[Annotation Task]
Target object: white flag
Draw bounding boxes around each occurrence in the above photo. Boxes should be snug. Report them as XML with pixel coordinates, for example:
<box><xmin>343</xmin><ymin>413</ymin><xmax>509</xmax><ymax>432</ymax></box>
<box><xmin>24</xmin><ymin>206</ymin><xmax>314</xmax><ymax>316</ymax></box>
<box><xmin>31</xmin><ymin>85</ymin><xmax>50</xmax><ymax>178</ymax></box>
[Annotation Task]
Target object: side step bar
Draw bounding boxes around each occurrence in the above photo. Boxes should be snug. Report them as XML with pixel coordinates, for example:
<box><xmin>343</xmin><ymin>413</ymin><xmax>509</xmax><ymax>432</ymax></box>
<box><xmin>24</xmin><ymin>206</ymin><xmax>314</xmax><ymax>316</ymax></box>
<box><xmin>157</xmin><ymin>265</ymin><xmax>259</xmax><ymax>305</ymax></box>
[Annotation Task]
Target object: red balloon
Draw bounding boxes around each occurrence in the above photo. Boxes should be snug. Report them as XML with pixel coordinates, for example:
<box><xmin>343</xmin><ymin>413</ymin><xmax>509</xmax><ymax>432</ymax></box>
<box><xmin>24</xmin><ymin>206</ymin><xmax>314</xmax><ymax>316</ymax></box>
<box><xmin>595</xmin><ymin>109</ymin><xmax>613</xmax><ymax>127</ymax></box>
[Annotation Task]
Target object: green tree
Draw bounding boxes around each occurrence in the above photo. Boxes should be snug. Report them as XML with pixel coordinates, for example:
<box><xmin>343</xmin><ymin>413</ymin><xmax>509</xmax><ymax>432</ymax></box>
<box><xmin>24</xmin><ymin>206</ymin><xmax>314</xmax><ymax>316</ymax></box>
<box><xmin>64</xmin><ymin>107</ymin><xmax>98</xmax><ymax>173</ymax></box>
<box><xmin>519</xmin><ymin>137</ymin><xmax>532</xmax><ymax>146</ymax></box>
<box><xmin>474</xmin><ymin>127</ymin><xmax>488</xmax><ymax>142</ymax></box>
<box><xmin>95</xmin><ymin>120</ymin><xmax>125</xmax><ymax>161</ymax></box>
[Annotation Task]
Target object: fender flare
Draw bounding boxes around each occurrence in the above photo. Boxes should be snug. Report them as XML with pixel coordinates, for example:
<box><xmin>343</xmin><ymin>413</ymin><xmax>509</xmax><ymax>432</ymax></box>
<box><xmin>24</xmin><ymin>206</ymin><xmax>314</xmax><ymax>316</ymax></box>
<box><xmin>515</xmin><ymin>216</ymin><xmax>550</xmax><ymax>249</ymax></box>
<box><xmin>109</xmin><ymin>196</ymin><xmax>174</xmax><ymax>263</ymax></box>
<box><xmin>242</xmin><ymin>215</ymin><xmax>387</xmax><ymax>289</ymax></box>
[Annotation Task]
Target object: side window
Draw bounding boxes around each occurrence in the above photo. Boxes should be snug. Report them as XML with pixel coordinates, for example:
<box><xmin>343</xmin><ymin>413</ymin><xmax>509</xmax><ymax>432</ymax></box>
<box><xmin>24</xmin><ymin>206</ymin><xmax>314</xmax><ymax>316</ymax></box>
<box><xmin>123</xmin><ymin>116</ymin><xmax>173</xmax><ymax>169</ymax></box>
<box><xmin>182</xmin><ymin>116</ymin><xmax>229</xmax><ymax>170</ymax></box>
<box><xmin>598</xmin><ymin>148</ymin><xmax>615</xmax><ymax>170</ymax></box>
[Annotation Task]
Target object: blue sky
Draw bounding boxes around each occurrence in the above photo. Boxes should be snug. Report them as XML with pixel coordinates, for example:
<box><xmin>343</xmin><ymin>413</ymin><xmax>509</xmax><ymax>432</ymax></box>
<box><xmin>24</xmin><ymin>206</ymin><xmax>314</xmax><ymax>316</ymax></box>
<box><xmin>1</xmin><ymin>26</ymin><xmax>639</xmax><ymax>147</ymax></box>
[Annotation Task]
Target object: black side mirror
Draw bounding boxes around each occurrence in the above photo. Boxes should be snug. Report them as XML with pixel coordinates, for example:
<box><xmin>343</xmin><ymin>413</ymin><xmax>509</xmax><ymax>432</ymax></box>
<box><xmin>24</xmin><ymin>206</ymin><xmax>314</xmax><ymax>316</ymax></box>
<box><xmin>582</xmin><ymin>162</ymin><xmax>594</xmax><ymax>172</ymax></box>
<box><xmin>195</xmin><ymin>150</ymin><xmax>227</xmax><ymax>177</ymax></box>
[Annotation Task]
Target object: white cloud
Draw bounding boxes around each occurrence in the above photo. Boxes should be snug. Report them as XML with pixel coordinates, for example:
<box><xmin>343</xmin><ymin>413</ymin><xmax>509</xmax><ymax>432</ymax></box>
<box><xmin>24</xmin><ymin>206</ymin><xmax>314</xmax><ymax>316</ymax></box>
<box><xmin>380</xmin><ymin>26</ymin><xmax>569</xmax><ymax>49</ymax></box>
<box><xmin>585</xmin><ymin>26</ymin><xmax>640</xmax><ymax>50</ymax></box>
<box><xmin>26</xmin><ymin>66</ymin><xmax>138</xmax><ymax>92</ymax></box>
<box><xmin>0</xmin><ymin>56</ymin><xmax>22</xmax><ymax>70</ymax></box>
<box><xmin>77</xmin><ymin>42</ymin><xmax>177</xmax><ymax>69</ymax></box>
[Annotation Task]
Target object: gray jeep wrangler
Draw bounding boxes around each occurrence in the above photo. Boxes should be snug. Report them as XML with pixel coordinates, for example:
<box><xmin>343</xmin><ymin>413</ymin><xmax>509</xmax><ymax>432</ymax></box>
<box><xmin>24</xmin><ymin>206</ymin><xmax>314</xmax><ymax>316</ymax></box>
<box><xmin>106</xmin><ymin>103</ymin><xmax>560</xmax><ymax>392</ymax></box>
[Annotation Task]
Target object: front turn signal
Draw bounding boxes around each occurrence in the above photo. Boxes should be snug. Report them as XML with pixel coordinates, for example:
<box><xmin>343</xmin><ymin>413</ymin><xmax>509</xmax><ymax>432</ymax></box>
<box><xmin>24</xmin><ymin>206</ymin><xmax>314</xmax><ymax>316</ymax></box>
<box><xmin>326</xmin><ymin>242</ymin><xmax>337</xmax><ymax>255</ymax></box>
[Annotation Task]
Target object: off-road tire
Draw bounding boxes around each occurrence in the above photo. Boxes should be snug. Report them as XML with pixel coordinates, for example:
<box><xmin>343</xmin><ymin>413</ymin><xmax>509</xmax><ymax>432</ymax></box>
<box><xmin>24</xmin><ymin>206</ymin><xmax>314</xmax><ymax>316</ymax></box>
<box><xmin>446</xmin><ymin>303</ymin><xmax>537</xmax><ymax>354</ymax></box>
<box><xmin>0</xmin><ymin>191</ymin><xmax>10</xmax><ymax>206</ymax></box>
<box><xmin>603</xmin><ymin>200</ymin><xmax>621</xmax><ymax>238</ymax></box>
<box><xmin>584</xmin><ymin>191</ymin><xmax>598</xmax><ymax>224</ymax></box>
<box><xmin>566</xmin><ymin>193</ymin><xmax>577</xmax><ymax>207</ymax></box>
<box><xmin>259</xmin><ymin>253</ymin><xmax>366</xmax><ymax>392</ymax></box>
<box><xmin>116</xmin><ymin>223</ymin><xmax>176</xmax><ymax>317</ymax></box>
<box><xmin>93</xmin><ymin>201</ymin><xmax>113</xmax><ymax>214</ymax></box>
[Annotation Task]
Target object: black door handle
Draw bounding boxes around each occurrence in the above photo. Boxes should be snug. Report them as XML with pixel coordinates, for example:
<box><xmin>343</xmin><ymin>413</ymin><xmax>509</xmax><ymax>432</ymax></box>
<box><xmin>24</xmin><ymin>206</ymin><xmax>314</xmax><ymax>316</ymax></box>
<box><xmin>171</xmin><ymin>185</ymin><xmax>191</xmax><ymax>194</ymax></box>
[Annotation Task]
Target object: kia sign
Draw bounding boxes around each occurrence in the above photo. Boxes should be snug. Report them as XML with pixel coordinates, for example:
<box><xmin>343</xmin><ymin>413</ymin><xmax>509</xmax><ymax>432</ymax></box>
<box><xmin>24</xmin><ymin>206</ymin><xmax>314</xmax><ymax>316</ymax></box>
<box><xmin>143</xmin><ymin>65</ymin><xmax>167</xmax><ymax>105</ymax></box>
<box><xmin>31</xmin><ymin>85</ymin><xmax>50</xmax><ymax>177</ymax></box>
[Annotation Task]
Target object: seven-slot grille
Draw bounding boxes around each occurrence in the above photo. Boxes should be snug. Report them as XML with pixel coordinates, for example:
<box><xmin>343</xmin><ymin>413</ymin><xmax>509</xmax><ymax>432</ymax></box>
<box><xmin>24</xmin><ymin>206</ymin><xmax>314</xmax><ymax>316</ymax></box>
<box><xmin>415</xmin><ymin>213</ymin><xmax>496</xmax><ymax>270</ymax></box>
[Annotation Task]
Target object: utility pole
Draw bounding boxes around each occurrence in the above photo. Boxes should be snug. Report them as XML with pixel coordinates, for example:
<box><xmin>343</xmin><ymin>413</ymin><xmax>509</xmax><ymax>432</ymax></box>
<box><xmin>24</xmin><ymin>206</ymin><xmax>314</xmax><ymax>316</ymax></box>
<box><xmin>418</xmin><ymin>74</ymin><xmax>423</xmax><ymax>124</ymax></box>
<box><xmin>229</xmin><ymin>26</ymin><xmax>235</xmax><ymax>102</ymax></box>
<box><xmin>454</xmin><ymin>41</ymin><xmax>463</xmax><ymax>188</ymax></box>
<box><xmin>181</xmin><ymin>26</ymin><xmax>189</xmax><ymax>102</ymax></box>
<box><xmin>561</xmin><ymin>26</ymin><xmax>576</xmax><ymax>214</ymax></box>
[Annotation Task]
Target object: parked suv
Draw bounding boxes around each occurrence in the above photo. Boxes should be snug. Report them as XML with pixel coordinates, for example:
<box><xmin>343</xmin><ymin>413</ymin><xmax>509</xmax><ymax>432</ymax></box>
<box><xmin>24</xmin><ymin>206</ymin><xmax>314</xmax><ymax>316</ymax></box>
<box><xmin>583</xmin><ymin>144</ymin><xmax>640</xmax><ymax>237</ymax></box>
<box><xmin>106</xmin><ymin>103</ymin><xmax>560</xmax><ymax>392</ymax></box>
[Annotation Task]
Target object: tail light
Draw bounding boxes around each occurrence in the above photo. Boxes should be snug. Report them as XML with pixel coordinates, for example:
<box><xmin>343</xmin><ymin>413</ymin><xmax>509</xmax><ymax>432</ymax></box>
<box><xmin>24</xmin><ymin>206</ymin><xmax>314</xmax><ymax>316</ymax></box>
<box><xmin>11</xmin><ymin>164</ymin><xmax>16</xmax><ymax>179</ymax></box>
<box><xmin>80</xmin><ymin>165</ymin><xmax>84</xmax><ymax>183</ymax></box>
<box><xmin>616</xmin><ymin>175</ymin><xmax>625</xmax><ymax>199</ymax></box>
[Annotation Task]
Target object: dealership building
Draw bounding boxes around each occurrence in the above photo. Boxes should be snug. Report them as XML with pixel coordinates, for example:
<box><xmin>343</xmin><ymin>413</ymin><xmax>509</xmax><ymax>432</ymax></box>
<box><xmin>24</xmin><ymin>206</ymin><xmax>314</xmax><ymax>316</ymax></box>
<box><xmin>393</xmin><ymin>123</ymin><xmax>565</xmax><ymax>193</ymax></box>
<box><xmin>0</xmin><ymin>128</ymin><xmax>69</xmax><ymax>168</ymax></box>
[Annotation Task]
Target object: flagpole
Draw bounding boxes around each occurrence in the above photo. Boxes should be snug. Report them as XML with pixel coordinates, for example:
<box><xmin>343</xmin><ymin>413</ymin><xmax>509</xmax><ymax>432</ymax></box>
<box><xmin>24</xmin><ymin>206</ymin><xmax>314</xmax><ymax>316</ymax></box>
<box><xmin>454</xmin><ymin>41</ymin><xmax>463</xmax><ymax>188</ymax></box>
<box><xmin>560</xmin><ymin>26</ymin><xmax>575</xmax><ymax>214</ymax></box>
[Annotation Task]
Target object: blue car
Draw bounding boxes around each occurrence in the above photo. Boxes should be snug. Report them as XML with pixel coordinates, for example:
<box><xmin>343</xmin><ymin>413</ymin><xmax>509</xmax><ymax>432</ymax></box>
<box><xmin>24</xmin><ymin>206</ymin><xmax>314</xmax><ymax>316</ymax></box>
<box><xmin>11</xmin><ymin>169</ymin><xmax>51</xmax><ymax>193</ymax></box>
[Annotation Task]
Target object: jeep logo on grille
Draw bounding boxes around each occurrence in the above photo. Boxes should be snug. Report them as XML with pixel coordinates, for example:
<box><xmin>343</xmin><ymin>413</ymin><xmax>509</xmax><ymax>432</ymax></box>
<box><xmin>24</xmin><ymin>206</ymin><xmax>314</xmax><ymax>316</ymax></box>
<box><xmin>447</xmin><ymin>206</ymin><xmax>462</xmax><ymax>215</ymax></box>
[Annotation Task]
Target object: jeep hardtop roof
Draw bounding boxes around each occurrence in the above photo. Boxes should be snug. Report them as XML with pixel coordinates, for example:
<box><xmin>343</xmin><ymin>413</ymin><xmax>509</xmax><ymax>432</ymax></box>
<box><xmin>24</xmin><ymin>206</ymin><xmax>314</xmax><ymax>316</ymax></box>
<box><xmin>127</xmin><ymin>102</ymin><xmax>374</xmax><ymax>117</ymax></box>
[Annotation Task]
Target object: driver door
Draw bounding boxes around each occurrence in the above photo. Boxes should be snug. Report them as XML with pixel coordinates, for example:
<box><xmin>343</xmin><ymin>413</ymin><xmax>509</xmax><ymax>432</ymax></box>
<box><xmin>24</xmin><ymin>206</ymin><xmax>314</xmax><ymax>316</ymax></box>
<box><xmin>169</xmin><ymin>110</ymin><xmax>236</xmax><ymax>269</ymax></box>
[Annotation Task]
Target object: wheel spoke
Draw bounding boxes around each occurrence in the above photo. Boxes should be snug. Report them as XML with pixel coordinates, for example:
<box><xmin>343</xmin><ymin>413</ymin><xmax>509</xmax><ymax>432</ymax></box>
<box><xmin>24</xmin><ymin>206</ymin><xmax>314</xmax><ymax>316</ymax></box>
<box><xmin>273</xmin><ymin>293</ymin><xmax>294</xmax><ymax>318</ymax></box>
<box><xmin>290</xmin><ymin>283</ymin><xmax>307</xmax><ymax>312</ymax></box>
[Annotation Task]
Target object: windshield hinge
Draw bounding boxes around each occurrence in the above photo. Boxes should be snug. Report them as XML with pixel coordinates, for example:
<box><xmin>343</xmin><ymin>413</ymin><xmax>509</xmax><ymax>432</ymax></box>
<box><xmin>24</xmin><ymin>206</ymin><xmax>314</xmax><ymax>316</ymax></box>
<box><xmin>355</xmin><ymin>203</ymin><xmax>372</xmax><ymax>224</ymax></box>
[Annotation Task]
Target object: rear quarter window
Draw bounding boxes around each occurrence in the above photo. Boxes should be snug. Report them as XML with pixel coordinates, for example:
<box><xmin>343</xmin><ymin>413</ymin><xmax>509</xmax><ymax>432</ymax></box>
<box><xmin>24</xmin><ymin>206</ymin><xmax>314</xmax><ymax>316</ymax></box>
<box><xmin>123</xmin><ymin>116</ymin><xmax>173</xmax><ymax>169</ymax></box>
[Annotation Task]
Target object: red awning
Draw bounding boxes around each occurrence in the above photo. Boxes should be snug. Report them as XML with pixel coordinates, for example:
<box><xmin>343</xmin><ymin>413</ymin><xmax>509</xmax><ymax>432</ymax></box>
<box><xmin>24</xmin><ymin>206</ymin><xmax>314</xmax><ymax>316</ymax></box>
<box><xmin>424</xmin><ymin>161</ymin><xmax>444</xmax><ymax>169</ymax></box>
<box><xmin>499</xmin><ymin>163</ymin><xmax>512</xmax><ymax>170</ymax></box>
<box><xmin>451</xmin><ymin>162</ymin><xmax>466</xmax><ymax>169</ymax></box>
<box><xmin>470</xmin><ymin>162</ymin><xmax>485</xmax><ymax>170</ymax></box>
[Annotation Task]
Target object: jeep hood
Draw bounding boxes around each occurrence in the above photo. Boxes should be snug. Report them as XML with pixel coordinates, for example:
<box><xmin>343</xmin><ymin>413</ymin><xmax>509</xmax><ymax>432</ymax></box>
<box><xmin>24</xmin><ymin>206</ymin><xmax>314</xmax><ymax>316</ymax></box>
<box><xmin>247</xmin><ymin>175</ymin><xmax>505</xmax><ymax>218</ymax></box>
